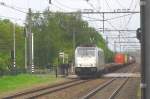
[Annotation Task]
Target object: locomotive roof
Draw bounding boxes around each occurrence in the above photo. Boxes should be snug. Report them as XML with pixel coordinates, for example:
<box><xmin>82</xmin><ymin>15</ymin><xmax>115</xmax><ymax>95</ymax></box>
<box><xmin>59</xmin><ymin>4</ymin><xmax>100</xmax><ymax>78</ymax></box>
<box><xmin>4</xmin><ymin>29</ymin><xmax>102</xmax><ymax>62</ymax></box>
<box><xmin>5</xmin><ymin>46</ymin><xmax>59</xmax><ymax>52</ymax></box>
<box><xmin>79</xmin><ymin>44</ymin><xmax>96</xmax><ymax>47</ymax></box>
<box><xmin>76</xmin><ymin>46</ymin><xmax>103</xmax><ymax>52</ymax></box>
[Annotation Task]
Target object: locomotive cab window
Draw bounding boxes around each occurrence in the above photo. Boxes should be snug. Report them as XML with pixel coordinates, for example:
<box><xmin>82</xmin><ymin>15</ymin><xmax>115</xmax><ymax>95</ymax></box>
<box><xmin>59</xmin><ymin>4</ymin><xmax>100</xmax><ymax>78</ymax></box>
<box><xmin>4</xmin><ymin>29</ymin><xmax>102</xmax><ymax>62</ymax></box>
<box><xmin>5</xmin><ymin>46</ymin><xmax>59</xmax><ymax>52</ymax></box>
<box><xmin>77</xmin><ymin>47</ymin><xmax>95</xmax><ymax>57</ymax></box>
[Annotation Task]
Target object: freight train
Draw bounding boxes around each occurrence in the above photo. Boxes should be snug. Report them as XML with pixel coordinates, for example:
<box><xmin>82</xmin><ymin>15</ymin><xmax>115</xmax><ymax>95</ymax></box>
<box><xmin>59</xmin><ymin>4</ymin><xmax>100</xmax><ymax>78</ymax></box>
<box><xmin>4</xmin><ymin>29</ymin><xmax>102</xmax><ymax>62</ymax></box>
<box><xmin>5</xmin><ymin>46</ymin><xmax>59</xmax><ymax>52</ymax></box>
<box><xmin>114</xmin><ymin>53</ymin><xmax>136</xmax><ymax>65</ymax></box>
<box><xmin>74</xmin><ymin>44</ymin><xmax>135</xmax><ymax>77</ymax></box>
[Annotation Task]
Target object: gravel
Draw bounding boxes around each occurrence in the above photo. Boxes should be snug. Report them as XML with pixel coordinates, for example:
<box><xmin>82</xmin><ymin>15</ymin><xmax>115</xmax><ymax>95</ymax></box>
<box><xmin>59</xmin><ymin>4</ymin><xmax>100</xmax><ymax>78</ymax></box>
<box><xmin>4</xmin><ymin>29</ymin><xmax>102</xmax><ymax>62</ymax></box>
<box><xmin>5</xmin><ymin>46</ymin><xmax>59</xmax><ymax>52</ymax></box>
<box><xmin>90</xmin><ymin>78</ymin><xmax>127</xmax><ymax>99</ymax></box>
<box><xmin>37</xmin><ymin>78</ymin><xmax>109</xmax><ymax>99</ymax></box>
<box><xmin>115</xmin><ymin>78</ymin><xmax>140</xmax><ymax>99</ymax></box>
<box><xmin>36</xmin><ymin>63</ymin><xmax>141</xmax><ymax>99</ymax></box>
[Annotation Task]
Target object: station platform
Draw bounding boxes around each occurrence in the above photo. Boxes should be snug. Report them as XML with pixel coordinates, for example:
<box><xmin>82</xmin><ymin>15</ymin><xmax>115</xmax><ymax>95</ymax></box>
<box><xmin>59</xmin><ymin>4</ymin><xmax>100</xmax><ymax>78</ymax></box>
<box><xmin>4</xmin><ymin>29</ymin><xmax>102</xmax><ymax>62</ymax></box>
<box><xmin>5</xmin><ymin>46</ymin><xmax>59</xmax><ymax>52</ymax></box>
<box><xmin>103</xmin><ymin>73</ymin><xmax>141</xmax><ymax>78</ymax></box>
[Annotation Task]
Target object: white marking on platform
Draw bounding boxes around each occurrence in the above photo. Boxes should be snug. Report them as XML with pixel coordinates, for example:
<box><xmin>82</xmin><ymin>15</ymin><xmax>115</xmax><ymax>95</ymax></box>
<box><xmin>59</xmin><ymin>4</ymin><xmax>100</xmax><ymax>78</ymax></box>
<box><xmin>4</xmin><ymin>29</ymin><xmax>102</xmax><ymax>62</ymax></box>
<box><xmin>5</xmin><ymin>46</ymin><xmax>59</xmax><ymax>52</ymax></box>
<box><xmin>103</xmin><ymin>73</ymin><xmax>141</xmax><ymax>78</ymax></box>
<box><xmin>67</xmin><ymin>75</ymin><xmax>78</xmax><ymax>79</ymax></box>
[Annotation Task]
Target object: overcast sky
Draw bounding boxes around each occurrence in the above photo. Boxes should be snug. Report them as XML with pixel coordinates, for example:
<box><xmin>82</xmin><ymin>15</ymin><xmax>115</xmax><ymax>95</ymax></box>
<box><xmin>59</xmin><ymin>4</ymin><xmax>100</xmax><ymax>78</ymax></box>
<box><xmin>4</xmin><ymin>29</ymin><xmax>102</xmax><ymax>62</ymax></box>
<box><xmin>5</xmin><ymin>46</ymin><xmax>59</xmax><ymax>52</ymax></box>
<box><xmin>0</xmin><ymin>0</ymin><xmax>140</xmax><ymax>51</ymax></box>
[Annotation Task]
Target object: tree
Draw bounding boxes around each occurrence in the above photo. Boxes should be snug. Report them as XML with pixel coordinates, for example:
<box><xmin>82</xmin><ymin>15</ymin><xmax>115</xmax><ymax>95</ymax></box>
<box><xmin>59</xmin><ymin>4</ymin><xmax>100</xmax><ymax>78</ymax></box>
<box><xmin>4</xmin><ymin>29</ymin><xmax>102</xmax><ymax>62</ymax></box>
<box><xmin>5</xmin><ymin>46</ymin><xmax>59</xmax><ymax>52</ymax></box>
<box><xmin>28</xmin><ymin>10</ymin><xmax>113</xmax><ymax>67</ymax></box>
<box><xmin>0</xmin><ymin>19</ymin><xmax>24</xmax><ymax>71</ymax></box>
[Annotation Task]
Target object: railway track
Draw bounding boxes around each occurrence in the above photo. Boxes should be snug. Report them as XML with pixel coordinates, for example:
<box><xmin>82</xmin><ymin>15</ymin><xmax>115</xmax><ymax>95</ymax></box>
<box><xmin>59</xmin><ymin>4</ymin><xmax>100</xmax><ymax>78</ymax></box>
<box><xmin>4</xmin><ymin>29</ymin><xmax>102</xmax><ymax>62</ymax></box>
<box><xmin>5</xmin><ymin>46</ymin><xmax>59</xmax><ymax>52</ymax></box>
<box><xmin>37</xmin><ymin>63</ymin><xmax>138</xmax><ymax>99</ymax></box>
<box><xmin>2</xmin><ymin>63</ymin><xmax>138</xmax><ymax>99</ymax></box>
<box><xmin>80</xmin><ymin>78</ymin><xmax>116</xmax><ymax>99</ymax></box>
<box><xmin>80</xmin><ymin>78</ymin><xmax>129</xmax><ymax>99</ymax></box>
<box><xmin>2</xmin><ymin>79</ymin><xmax>88</xmax><ymax>99</ymax></box>
<box><xmin>80</xmin><ymin>64</ymin><xmax>137</xmax><ymax>99</ymax></box>
<box><xmin>108</xmin><ymin>78</ymin><xmax>129</xmax><ymax>99</ymax></box>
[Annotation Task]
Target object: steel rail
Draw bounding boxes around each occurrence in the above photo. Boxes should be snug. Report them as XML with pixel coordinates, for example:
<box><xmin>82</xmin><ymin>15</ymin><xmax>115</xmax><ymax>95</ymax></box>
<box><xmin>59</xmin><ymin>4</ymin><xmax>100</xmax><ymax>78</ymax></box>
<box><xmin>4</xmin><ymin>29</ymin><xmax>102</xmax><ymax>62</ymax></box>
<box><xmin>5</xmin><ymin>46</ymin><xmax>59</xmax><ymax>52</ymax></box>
<box><xmin>80</xmin><ymin>78</ymin><xmax>116</xmax><ymax>99</ymax></box>
<box><xmin>108</xmin><ymin>78</ymin><xmax>129</xmax><ymax>99</ymax></box>
<box><xmin>2</xmin><ymin>79</ymin><xmax>81</xmax><ymax>99</ymax></box>
<box><xmin>108</xmin><ymin>64</ymin><xmax>136</xmax><ymax>99</ymax></box>
<box><xmin>26</xmin><ymin>80</ymin><xmax>90</xmax><ymax>99</ymax></box>
<box><xmin>81</xmin><ymin>63</ymin><xmax>136</xmax><ymax>99</ymax></box>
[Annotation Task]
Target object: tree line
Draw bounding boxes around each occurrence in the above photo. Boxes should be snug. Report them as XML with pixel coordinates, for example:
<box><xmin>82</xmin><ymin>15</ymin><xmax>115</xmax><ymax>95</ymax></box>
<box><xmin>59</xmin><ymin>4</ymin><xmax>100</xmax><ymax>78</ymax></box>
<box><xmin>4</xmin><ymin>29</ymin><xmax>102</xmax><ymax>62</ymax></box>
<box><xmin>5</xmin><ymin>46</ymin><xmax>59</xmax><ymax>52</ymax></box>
<box><xmin>0</xmin><ymin>10</ymin><xmax>114</xmax><ymax>72</ymax></box>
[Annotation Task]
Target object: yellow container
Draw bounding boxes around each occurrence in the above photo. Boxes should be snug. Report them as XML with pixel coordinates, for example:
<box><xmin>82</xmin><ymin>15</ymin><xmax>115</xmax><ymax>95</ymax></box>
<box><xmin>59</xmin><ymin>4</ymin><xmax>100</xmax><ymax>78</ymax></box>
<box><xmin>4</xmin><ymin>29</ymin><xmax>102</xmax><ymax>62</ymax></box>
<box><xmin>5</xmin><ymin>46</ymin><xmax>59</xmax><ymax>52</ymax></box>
<box><xmin>124</xmin><ymin>54</ymin><xmax>128</xmax><ymax>64</ymax></box>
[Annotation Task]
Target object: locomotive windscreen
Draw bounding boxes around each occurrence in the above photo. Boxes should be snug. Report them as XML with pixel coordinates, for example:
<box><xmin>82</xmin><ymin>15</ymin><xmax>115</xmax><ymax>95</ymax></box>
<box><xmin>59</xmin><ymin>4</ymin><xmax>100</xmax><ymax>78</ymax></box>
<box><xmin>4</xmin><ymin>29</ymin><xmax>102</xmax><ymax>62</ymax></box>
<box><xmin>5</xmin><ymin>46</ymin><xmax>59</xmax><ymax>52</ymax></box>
<box><xmin>77</xmin><ymin>47</ymin><xmax>95</xmax><ymax>57</ymax></box>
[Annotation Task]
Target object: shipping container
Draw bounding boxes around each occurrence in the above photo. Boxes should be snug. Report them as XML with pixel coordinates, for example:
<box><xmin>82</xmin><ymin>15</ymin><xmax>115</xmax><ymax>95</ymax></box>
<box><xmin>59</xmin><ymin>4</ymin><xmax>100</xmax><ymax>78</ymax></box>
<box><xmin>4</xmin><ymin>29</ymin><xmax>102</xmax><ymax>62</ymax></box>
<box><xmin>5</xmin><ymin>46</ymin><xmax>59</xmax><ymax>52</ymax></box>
<box><xmin>114</xmin><ymin>53</ymin><xmax>125</xmax><ymax>64</ymax></box>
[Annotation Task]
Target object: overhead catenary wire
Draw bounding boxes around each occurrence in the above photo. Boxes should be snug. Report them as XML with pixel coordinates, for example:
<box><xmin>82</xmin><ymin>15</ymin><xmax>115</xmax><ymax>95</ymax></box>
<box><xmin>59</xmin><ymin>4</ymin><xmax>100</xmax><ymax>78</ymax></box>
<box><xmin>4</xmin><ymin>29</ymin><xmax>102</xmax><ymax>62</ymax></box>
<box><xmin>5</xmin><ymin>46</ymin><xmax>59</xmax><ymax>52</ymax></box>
<box><xmin>128</xmin><ymin>0</ymin><xmax>134</xmax><ymax>9</ymax></box>
<box><xmin>0</xmin><ymin>2</ymin><xmax>27</xmax><ymax>14</ymax></box>
<box><xmin>125</xmin><ymin>0</ymin><xmax>139</xmax><ymax>28</ymax></box>
<box><xmin>97</xmin><ymin>0</ymin><xmax>101</xmax><ymax>11</ymax></box>
<box><xmin>105</xmin><ymin>0</ymin><xmax>112</xmax><ymax>10</ymax></box>
<box><xmin>84</xmin><ymin>0</ymin><xmax>100</xmax><ymax>42</ymax></box>
<box><xmin>125</xmin><ymin>1</ymin><xmax>137</xmax><ymax>27</ymax></box>
<box><xmin>114</xmin><ymin>0</ymin><xmax>139</xmax><ymax>52</ymax></box>
<box><xmin>0</xmin><ymin>0</ymin><xmax>139</xmax><ymax>51</ymax></box>
<box><xmin>51</xmin><ymin>0</ymin><xmax>139</xmax><ymax>52</ymax></box>
<box><xmin>116</xmin><ymin>0</ymin><xmax>135</xmax><ymax>44</ymax></box>
<box><xmin>44</xmin><ymin>0</ymin><xmax>66</xmax><ymax>12</ymax></box>
<box><xmin>105</xmin><ymin>13</ymin><xmax>137</xmax><ymax>21</ymax></box>
<box><xmin>86</xmin><ymin>1</ymin><xmax>116</xmax><ymax>44</ymax></box>
<box><xmin>55</xmin><ymin>0</ymin><xmax>80</xmax><ymax>10</ymax></box>
<box><xmin>86</xmin><ymin>1</ymin><xmax>98</xmax><ymax>11</ymax></box>
<box><xmin>124</xmin><ymin>1</ymin><xmax>139</xmax><ymax>28</ymax></box>
<box><xmin>85</xmin><ymin>0</ymin><xmax>122</xmax><ymax>33</ymax></box>
<box><xmin>115</xmin><ymin>0</ymin><xmax>126</xmax><ymax>8</ymax></box>
<box><xmin>51</xmin><ymin>3</ymin><xmax>67</xmax><ymax>11</ymax></box>
<box><xmin>85</xmin><ymin>0</ymin><xmax>103</xmax><ymax>36</ymax></box>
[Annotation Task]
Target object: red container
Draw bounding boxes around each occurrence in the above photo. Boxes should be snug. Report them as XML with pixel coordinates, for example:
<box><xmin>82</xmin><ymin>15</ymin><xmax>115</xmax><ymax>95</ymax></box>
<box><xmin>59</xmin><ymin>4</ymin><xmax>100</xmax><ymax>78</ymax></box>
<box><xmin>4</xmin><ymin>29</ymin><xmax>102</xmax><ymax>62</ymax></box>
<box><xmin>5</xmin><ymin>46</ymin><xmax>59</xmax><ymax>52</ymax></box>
<box><xmin>114</xmin><ymin>53</ymin><xmax>125</xmax><ymax>64</ymax></box>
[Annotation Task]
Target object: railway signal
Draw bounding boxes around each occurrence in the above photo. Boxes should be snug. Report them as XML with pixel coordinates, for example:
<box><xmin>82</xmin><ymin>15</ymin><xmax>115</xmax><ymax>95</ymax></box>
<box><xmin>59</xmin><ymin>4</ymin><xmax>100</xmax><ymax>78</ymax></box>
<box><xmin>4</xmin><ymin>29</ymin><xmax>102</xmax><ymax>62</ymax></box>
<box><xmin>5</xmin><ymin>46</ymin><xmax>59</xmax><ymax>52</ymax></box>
<box><xmin>136</xmin><ymin>28</ymin><xmax>142</xmax><ymax>43</ymax></box>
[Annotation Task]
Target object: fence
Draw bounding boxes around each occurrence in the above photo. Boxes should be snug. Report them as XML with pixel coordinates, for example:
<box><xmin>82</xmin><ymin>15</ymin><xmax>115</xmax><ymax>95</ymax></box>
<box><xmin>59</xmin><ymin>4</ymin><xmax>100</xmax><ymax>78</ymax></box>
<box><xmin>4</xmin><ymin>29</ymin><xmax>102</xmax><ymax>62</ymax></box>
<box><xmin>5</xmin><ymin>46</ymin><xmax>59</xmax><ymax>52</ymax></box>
<box><xmin>0</xmin><ymin>64</ymin><xmax>72</xmax><ymax>77</ymax></box>
<box><xmin>0</xmin><ymin>66</ymin><xmax>56</xmax><ymax>77</ymax></box>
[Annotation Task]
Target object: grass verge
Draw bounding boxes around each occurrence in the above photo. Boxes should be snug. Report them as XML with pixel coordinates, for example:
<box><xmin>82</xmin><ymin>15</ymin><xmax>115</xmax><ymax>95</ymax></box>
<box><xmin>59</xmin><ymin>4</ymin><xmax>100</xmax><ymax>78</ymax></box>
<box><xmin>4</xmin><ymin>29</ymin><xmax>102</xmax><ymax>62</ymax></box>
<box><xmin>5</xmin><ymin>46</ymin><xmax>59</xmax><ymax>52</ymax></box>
<box><xmin>0</xmin><ymin>74</ymin><xmax>64</xmax><ymax>95</ymax></box>
<box><xmin>137</xmin><ymin>86</ymin><xmax>141</xmax><ymax>99</ymax></box>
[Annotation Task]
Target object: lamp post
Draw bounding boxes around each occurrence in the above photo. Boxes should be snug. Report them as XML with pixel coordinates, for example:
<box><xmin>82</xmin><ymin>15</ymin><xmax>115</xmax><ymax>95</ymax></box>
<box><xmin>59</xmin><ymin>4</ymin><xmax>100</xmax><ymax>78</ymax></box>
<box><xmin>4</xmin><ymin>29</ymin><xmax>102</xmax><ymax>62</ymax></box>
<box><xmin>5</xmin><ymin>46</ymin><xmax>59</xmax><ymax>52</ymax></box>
<box><xmin>13</xmin><ymin>23</ymin><xmax>16</xmax><ymax>69</ymax></box>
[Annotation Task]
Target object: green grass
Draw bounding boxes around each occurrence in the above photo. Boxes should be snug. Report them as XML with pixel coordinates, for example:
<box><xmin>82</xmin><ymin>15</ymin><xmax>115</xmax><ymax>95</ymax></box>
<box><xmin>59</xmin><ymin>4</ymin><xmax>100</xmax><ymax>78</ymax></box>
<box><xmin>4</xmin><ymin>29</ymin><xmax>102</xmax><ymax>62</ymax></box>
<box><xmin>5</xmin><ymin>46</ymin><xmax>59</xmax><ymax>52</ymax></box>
<box><xmin>137</xmin><ymin>86</ymin><xmax>141</xmax><ymax>99</ymax></box>
<box><xmin>0</xmin><ymin>74</ymin><xmax>63</xmax><ymax>95</ymax></box>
